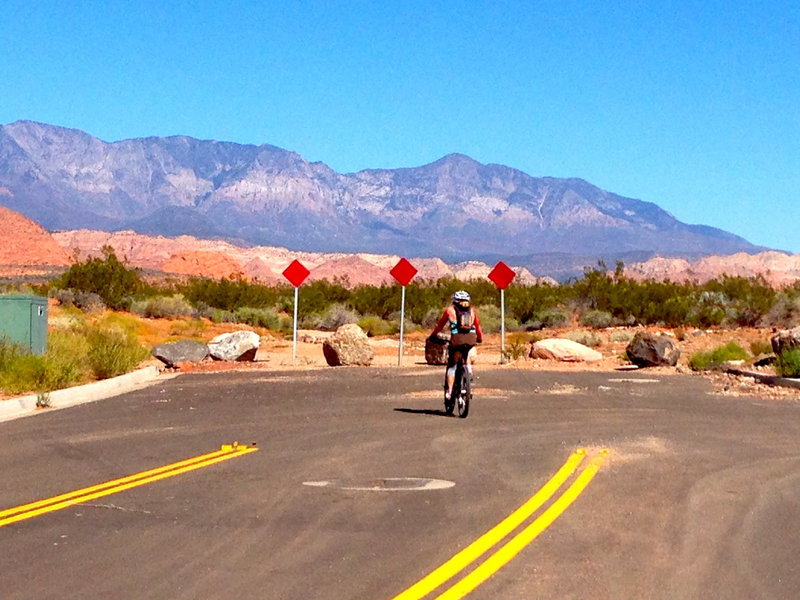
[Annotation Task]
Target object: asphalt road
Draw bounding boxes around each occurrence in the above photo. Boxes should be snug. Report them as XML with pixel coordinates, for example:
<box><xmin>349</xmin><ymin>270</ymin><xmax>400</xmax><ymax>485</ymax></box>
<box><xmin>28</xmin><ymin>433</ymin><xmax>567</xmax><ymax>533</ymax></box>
<box><xmin>2</xmin><ymin>367</ymin><xmax>800</xmax><ymax>599</ymax></box>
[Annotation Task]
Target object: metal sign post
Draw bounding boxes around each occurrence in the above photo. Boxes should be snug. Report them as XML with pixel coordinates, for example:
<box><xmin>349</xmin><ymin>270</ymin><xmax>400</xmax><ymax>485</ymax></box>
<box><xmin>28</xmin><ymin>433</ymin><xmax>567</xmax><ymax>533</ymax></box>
<box><xmin>389</xmin><ymin>258</ymin><xmax>418</xmax><ymax>367</ymax></box>
<box><xmin>292</xmin><ymin>286</ymin><xmax>299</xmax><ymax>362</ymax></box>
<box><xmin>500</xmin><ymin>288</ymin><xmax>505</xmax><ymax>360</ymax></box>
<box><xmin>282</xmin><ymin>259</ymin><xmax>311</xmax><ymax>363</ymax></box>
<box><xmin>399</xmin><ymin>285</ymin><xmax>406</xmax><ymax>366</ymax></box>
<box><xmin>487</xmin><ymin>261</ymin><xmax>516</xmax><ymax>364</ymax></box>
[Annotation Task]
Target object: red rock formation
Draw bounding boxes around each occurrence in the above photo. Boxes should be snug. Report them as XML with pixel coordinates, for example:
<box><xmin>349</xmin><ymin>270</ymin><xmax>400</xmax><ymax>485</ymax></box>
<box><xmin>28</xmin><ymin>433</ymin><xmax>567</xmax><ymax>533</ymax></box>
<box><xmin>160</xmin><ymin>251</ymin><xmax>244</xmax><ymax>280</ymax></box>
<box><xmin>0</xmin><ymin>206</ymin><xmax>73</xmax><ymax>269</ymax></box>
<box><xmin>309</xmin><ymin>256</ymin><xmax>393</xmax><ymax>286</ymax></box>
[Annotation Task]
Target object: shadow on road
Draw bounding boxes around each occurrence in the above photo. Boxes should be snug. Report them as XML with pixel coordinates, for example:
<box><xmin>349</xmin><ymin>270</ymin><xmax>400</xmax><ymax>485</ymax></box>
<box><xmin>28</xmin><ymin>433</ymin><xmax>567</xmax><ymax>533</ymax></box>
<box><xmin>393</xmin><ymin>408</ymin><xmax>451</xmax><ymax>417</ymax></box>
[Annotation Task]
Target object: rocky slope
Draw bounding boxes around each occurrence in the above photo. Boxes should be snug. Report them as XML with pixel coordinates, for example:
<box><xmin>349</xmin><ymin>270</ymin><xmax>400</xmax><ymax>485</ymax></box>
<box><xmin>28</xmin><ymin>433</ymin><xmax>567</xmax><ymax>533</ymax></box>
<box><xmin>51</xmin><ymin>229</ymin><xmax>547</xmax><ymax>286</ymax></box>
<box><xmin>0</xmin><ymin>208</ymin><xmax>797</xmax><ymax>288</ymax></box>
<box><xmin>0</xmin><ymin>121</ymin><xmax>765</xmax><ymax>278</ymax></box>
<box><xmin>625</xmin><ymin>252</ymin><xmax>800</xmax><ymax>286</ymax></box>
<box><xmin>0</xmin><ymin>206</ymin><xmax>73</xmax><ymax>273</ymax></box>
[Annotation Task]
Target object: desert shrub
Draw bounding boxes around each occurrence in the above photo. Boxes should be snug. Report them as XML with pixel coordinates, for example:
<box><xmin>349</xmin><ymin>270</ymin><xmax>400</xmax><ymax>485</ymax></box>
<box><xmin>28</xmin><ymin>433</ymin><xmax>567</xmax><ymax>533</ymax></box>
<box><xmin>610</xmin><ymin>330</ymin><xmax>633</xmax><ymax>343</ymax></box>
<box><xmin>563</xmin><ymin>330</ymin><xmax>602</xmax><ymax>347</ymax></box>
<box><xmin>168</xmin><ymin>319</ymin><xmax>207</xmax><ymax>339</ymax></box>
<box><xmin>232</xmin><ymin>307</ymin><xmax>282</xmax><ymax>329</ymax></box>
<box><xmin>85</xmin><ymin>326</ymin><xmax>148</xmax><ymax>380</ymax></box>
<box><xmin>205</xmin><ymin>308</ymin><xmax>237</xmax><ymax>323</ymax></box>
<box><xmin>358</xmin><ymin>315</ymin><xmax>396</xmax><ymax>337</ymax></box>
<box><xmin>421</xmin><ymin>308</ymin><xmax>443</xmax><ymax>329</ymax></box>
<box><xmin>538</xmin><ymin>309</ymin><xmax>569</xmax><ymax>329</ymax></box>
<box><xmin>298</xmin><ymin>313</ymin><xmax>322</xmax><ymax>330</ymax></box>
<box><xmin>749</xmin><ymin>340</ymin><xmax>773</xmax><ymax>356</ymax></box>
<box><xmin>51</xmin><ymin>288</ymin><xmax>106</xmax><ymax>313</ymax></box>
<box><xmin>762</xmin><ymin>293</ymin><xmax>800</xmax><ymax>328</ymax></box>
<box><xmin>318</xmin><ymin>304</ymin><xmax>359</xmax><ymax>331</ymax></box>
<box><xmin>0</xmin><ymin>330</ymin><xmax>89</xmax><ymax>393</ymax></box>
<box><xmin>775</xmin><ymin>349</ymin><xmax>800</xmax><ymax>377</ymax></box>
<box><xmin>502</xmin><ymin>333</ymin><xmax>533</xmax><ymax>361</ymax></box>
<box><xmin>52</xmin><ymin>246</ymin><xmax>144</xmax><ymax>311</ymax></box>
<box><xmin>133</xmin><ymin>294</ymin><xmax>195</xmax><ymax>319</ymax></box>
<box><xmin>705</xmin><ymin>275</ymin><xmax>776</xmax><ymax>327</ymax></box>
<box><xmin>688</xmin><ymin>342</ymin><xmax>748</xmax><ymax>371</ymax></box>
<box><xmin>580</xmin><ymin>310</ymin><xmax>613</xmax><ymax>329</ymax></box>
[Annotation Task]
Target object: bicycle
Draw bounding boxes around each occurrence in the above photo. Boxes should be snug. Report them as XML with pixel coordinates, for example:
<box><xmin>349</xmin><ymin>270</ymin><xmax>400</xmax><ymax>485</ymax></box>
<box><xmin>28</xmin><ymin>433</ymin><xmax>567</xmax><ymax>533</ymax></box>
<box><xmin>443</xmin><ymin>344</ymin><xmax>472</xmax><ymax>418</ymax></box>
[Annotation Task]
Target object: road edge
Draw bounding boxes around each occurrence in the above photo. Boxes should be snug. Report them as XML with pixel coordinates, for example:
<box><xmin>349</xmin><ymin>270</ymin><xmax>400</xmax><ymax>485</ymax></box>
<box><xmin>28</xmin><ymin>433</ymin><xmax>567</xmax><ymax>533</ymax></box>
<box><xmin>0</xmin><ymin>366</ymin><xmax>167</xmax><ymax>423</ymax></box>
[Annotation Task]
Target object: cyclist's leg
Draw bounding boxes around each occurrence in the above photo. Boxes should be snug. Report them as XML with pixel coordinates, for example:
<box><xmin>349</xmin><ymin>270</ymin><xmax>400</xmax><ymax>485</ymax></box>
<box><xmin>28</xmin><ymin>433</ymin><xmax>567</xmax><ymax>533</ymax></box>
<box><xmin>466</xmin><ymin>345</ymin><xmax>477</xmax><ymax>378</ymax></box>
<box><xmin>446</xmin><ymin>347</ymin><xmax>462</xmax><ymax>397</ymax></box>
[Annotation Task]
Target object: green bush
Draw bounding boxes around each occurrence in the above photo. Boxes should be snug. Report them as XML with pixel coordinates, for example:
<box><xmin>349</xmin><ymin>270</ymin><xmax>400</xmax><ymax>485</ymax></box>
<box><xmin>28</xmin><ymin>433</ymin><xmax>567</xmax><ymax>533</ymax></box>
<box><xmin>232</xmin><ymin>307</ymin><xmax>282</xmax><ymax>329</ymax></box>
<box><xmin>688</xmin><ymin>342</ymin><xmax>748</xmax><ymax>371</ymax></box>
<box><xmin>52</xmin><ymin>246</ymin><xmax>145</xmax><ymax>310</ymax></box>
<box><xmin>564</xmin><ymin>330</ymin><xmax>602</xmax><ymax>347</ymax></box>
<box><xmin>538</xmin><ymin>309</ymin><xmax>569</xmax><ymax>329</ymax></box>
<box><xmin>318</xmin><ymin>304</ymin><xmax>359</xmax><ymax>331</ymax></box>
<box><xmin>132</xmin><ymin>294</ymin><xmax>195</xmax><ymax>319</ymax></box>
<box><xmin>580</xmin><ymin>310</ymin><xmax>613</xmax><ymax>329</ymax></box>
<box><xmin>775</xmin><ymin>349</ymin><xmax>800</xmax><ymax>377</ymax></box>
<box><xmin>502</xmin><ymin>333</ymin><xmax>533</xmax><ymax>361</ymax></box>
<box><xmin>610</xmin><ymin>330</ymin><xmax>633</xmax><ymax>343</ymax></box>
<box><xmin>358</xmin><ymin>315</ymin><xmax>397</xmax><ymax>337</ymax></box>
<box><xmin>0</xmin><ymin>331</ymin><xmax>89</xmax><ymax>393</ymax></box>
<box><xmin>85</xmin><ymin>327</ymin><xmax>148</xmax><ymax>380</ymax></box>
<box><xmin>51</xmin><ymin>288</ymin><xmax>106</xmax><ymax>313</ymax></box>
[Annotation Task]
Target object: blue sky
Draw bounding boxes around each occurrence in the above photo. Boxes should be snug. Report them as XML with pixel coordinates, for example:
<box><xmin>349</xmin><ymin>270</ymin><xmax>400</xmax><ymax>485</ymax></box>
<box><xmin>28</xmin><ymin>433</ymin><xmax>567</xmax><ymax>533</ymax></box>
<box><xmin>2</xmin><ymin>0</ymin><xmax>798</xmax><ymax>252</ymax></box>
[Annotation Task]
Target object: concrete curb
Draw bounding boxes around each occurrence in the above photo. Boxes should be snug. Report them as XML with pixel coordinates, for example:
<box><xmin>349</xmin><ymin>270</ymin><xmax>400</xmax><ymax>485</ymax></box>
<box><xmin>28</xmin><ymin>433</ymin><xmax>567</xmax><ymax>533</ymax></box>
<box><xmin>726</xmin><ymin>368</ymin><xmax>800</xmax><ymax>390</ymax></box>
<box><xmin>0</xmin><ymin>366</ymin><xmax>163</xmax><ymax>423</ymax></box>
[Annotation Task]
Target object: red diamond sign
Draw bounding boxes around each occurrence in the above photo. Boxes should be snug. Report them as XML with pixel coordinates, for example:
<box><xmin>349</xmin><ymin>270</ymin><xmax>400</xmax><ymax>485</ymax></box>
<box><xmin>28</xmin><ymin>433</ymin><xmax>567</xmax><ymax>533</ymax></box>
<box><xmin>390</xmin><ymin>258</ymin><xmax>418</xmax><ymax>286</ymax></box>
<box><xmin>488</xmin><ymin>261</ymin><xmax>516</xmax><ymax>290</ymax></box>
<box><xmin>282</xmin><ymin>259</ymin><xmax>310</xmax><ymax>287</ymax></box>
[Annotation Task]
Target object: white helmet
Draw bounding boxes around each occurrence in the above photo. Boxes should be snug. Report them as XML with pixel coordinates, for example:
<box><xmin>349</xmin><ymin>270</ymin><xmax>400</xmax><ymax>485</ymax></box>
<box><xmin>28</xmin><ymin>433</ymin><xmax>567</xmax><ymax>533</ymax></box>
<box><xmin>452</xmin><ymin>290</ymin><xmax>470</xmax><ymax>304</ymax></box>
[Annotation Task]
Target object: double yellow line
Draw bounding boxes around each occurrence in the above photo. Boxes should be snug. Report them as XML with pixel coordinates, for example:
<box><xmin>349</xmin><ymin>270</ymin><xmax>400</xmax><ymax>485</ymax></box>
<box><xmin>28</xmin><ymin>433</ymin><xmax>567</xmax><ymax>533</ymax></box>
<box><xmin>0</xmin><ymin>442</ymin><xmax>258</xmax><ymax>528</ymax></box>
<box><xmin>391</xmin><ymin>448</ymin><xmax>608</xmax><ymax>600</ymax></box>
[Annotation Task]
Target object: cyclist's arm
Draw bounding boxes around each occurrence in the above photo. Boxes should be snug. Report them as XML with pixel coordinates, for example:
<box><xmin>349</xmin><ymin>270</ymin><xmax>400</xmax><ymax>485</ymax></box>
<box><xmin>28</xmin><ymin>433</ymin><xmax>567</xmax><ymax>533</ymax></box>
<box><xmin>429</xmin><ymin>310</ymin><xmax>450</xmax><ymax>337</ymax></box>
<box><xmin>474</xmin><ymin>311</ymin><xmax>484</xmax><ymax>343</ymax></box>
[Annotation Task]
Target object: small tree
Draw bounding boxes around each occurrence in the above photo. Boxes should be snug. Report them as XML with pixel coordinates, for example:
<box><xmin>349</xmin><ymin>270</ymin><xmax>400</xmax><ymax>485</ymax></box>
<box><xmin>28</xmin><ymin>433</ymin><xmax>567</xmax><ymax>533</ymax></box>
<box><xmin>53</xmin><ymin>246</ymin><xmax>144</xmax><ymax>310</ymax></box>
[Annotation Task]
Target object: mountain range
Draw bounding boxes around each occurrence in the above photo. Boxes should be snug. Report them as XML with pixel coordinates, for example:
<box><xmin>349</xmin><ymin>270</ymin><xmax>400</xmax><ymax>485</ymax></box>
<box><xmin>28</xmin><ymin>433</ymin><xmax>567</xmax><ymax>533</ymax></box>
<box><xmin>0</xmin><ymin>120</ymin><xmax>767</xmax><ymax>278</ymax></box>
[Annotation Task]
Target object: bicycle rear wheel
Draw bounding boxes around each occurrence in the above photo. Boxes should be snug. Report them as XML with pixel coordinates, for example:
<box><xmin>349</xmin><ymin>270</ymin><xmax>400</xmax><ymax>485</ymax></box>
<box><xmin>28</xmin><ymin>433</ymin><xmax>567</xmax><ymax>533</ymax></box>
<box><xmin>456</xmin><ymin>364</ymin><xmax>470</xmax><ymax>418</ymax></box>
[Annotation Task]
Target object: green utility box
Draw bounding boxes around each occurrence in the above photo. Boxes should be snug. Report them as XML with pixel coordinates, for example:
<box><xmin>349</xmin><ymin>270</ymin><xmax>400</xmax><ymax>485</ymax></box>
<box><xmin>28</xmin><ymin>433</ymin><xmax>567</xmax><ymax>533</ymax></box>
<box><xmin>0</xmin><ymin>295</ymin><xmax>48</xmax><ymax>355</ymax></box>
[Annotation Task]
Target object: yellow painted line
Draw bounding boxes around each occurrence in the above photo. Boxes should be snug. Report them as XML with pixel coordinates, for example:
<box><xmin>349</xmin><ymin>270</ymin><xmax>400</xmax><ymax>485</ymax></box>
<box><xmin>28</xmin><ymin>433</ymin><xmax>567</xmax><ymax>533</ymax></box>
<box><xmin>390</xmin><ymin>449</ymin><xmax>588</xmax><ymax>600</ymax></box>
<box><xmin>434</xmin><ymin>451</ymin><xmax>607</xmax><ymax>600</ymax></box>
<box><xmin>0</xmin><ymin>443</ymin><xmax>258</xmax><ymax>528</ymax></box>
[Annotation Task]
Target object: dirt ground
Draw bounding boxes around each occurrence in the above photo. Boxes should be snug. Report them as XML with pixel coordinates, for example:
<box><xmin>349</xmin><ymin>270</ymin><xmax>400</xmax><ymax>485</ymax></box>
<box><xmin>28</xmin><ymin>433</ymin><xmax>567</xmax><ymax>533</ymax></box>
<box><xmin>160</xmin><ymin>323</ymin><xmax>800</xmax><ymax>401</ymax></box>
<box><xmin>4</xmin><ymin>304</ymin><xmax>799</xmax><ymax>402</ymax></box>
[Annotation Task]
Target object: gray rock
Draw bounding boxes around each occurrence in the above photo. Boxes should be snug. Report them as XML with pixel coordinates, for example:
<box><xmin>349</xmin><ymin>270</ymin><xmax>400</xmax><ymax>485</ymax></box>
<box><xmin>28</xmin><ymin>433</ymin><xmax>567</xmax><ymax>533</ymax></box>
<box><xmin>530</xmin><ymin>338</ymin><xmax>603</xmax><ymax>362</ymax></box>
<box><xmin>626</xmin><ymin>332</ymin><xmax>680</xmax><ymax>367</ymax></box>
<box><xmin>322</xmin><ymin>324</ymin><xmax>374</xmax><ymax>366</ymax></box>
<box><xmin>208</xmin><ymin>330</ymin><xmax>260</xmax><ymax>362</ymax></box>
<box><xmin>152</xmin><ymin>340</ymin><xmax>209</xmax><ymax>367</ymax></box>
<box><xmin>425</xmin><ymin>335</ymin><xmax>449</xmax><ymax>365</ymax></box>
<box><xmin>771</xmin><ymin>326</ymin><xmax>800</xmax><ymax>355</ymax></box>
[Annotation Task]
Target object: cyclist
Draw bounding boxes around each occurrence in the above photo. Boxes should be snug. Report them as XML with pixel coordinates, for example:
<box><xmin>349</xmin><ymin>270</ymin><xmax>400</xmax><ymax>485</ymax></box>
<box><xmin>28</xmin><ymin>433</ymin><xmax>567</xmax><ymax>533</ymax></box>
<box><xmin>428</xmin><ymin>290</ymin><xmax>483</xmax><ymax>401</ymax></box>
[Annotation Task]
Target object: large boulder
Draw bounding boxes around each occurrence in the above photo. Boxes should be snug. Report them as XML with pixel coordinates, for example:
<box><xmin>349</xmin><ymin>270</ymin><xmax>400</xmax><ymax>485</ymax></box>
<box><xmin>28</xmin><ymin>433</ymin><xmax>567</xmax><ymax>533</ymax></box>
<box><xmin>152</xmin><ymin>340</ymin><xmax>209</xmax><ymax>367</ymax></box>
<box><xmin>626</xmin><ymin>332</ymin><xmax>680</xmax><ymax>367</ymax></box>
<box><xmin>530</xmin><ymin>338</ymin><xmax>603</xmax><ymax>362</ymax></box>
<box><xmin>208</xmin><ymin>330</ymin><xmax>260</xmax><ymax>361</ymax></box>
<box><xmin>425</xmin><ymin>335</ymin><xmax>449</xmax><ymax>365</ymax></box>
<box><xmin>322</xmin><ymin>324</ymin><xmax>374</xmax><ymax>366</ymax></box>
<box><xmin>771</xmin><ymin>326</ymin><xmax>800</xmax><ymax>355</ymax></box>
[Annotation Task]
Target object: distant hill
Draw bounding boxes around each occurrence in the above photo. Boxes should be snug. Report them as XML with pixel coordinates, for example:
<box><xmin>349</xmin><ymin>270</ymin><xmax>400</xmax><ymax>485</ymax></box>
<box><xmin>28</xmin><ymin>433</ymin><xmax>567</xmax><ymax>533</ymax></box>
<box><xmin>0</xmin><ymin>120</ymin><xmax>766</xmax><ymax>278</ymax></box>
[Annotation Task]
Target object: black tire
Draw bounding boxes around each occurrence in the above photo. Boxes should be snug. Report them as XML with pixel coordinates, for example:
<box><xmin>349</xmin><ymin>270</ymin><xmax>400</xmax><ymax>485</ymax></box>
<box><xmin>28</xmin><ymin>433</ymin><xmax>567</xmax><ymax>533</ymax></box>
<box><xmin>447</xmin><ymin>369</ymin><xmax>460</xmax><ymax>416</ymax></box>
<box><xmin>456</xmin><ymin>363</ymin><xmax>470</xmax><ymax>418</ymax></box>
<box><xmin>444</xmin><ymin>384</ymin><xmax>455</xmax><ymax>415</ymax></box>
